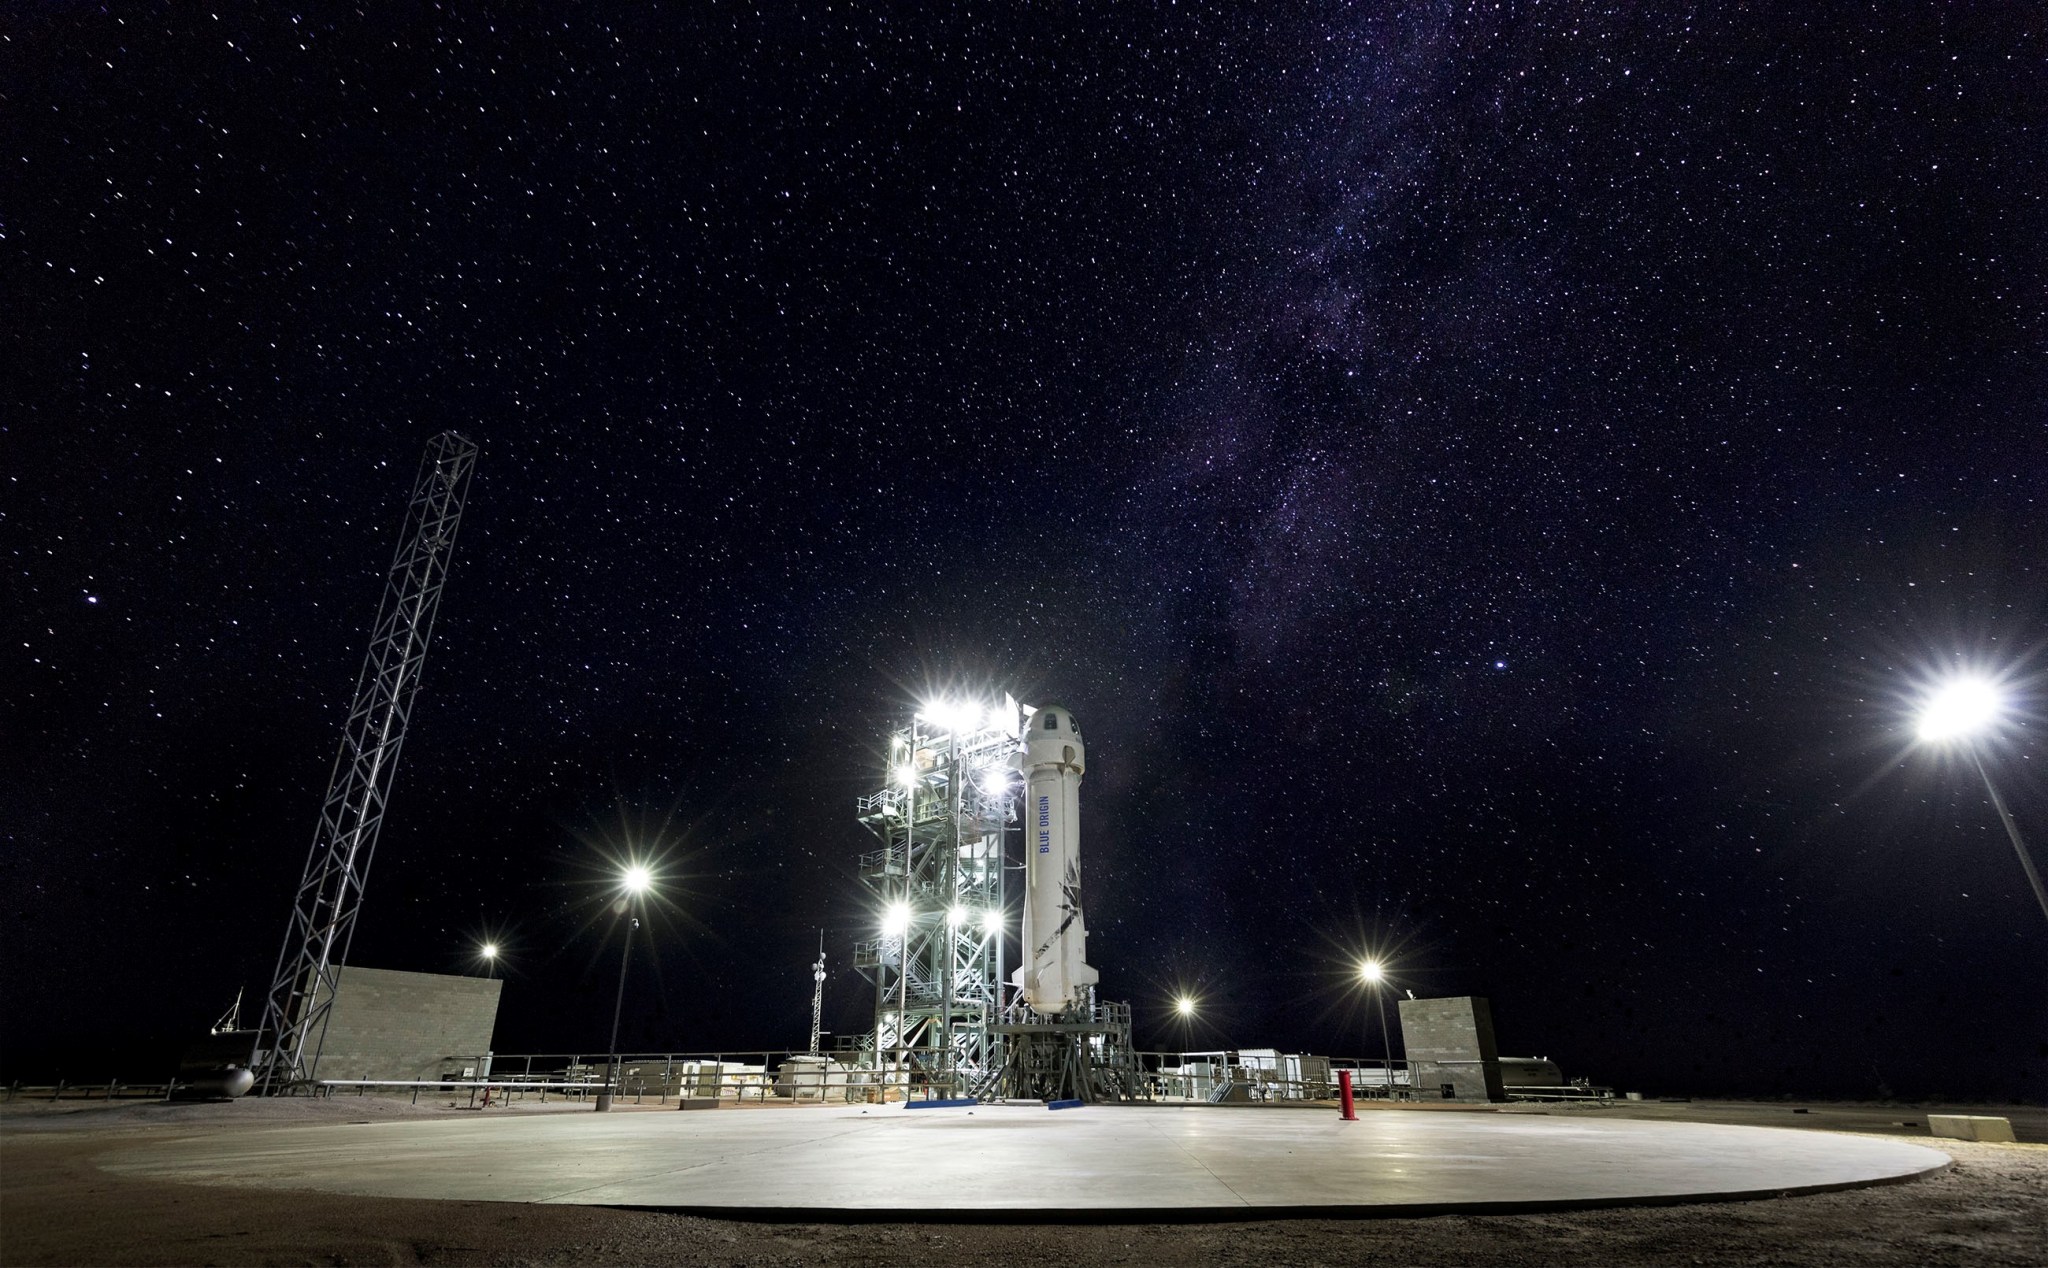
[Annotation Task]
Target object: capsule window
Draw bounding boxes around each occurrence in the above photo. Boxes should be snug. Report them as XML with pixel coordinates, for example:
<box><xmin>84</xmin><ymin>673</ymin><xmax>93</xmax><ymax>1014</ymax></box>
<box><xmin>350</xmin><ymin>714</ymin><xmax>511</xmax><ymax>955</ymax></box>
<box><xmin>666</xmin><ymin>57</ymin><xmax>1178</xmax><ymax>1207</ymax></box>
<box><xmin>1043</xmin><ymin>712</ymin><xmax>1058</xmax><ymax>730</ymax></box>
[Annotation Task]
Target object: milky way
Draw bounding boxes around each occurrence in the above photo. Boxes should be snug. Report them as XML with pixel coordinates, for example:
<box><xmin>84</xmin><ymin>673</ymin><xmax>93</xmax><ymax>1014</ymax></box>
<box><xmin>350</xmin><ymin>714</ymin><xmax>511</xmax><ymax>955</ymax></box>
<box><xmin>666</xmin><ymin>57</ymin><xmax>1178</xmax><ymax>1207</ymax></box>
<box><xmin>8</xmin><ymin>6</ymin><xmax>2043</xmax><ymax>1097</ymax></box>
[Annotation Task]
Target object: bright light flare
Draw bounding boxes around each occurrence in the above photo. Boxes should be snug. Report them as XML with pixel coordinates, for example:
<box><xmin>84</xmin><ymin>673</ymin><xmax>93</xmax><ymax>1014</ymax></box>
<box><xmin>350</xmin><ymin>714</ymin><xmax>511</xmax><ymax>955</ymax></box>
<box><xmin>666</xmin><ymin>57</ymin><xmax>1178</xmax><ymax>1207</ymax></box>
<box><xmin>1359</xmin><ymin>959</ymin><xmax>1384</xmax><ymax>984</ymax></box>
<box><xmin>917</xmin><ymin>698</ymin><xmax>986</xmax><ymax>734</ymax></box>
<box><xmin>947</xmin><ymin>904</ymin><xmax>969</xmax><ymax>926</ymax></box>
<box><xmin>980</xmin><ymin>909</ymin><xmax>1003</xmax><ymax>936</ymax></box>
<box><xmin>1916</xmin><ymin>676</ymin><xmax>2005</xmax><ymax>744</ymax></box>
<box><xmin>1175</xmin><ymin>995</ymin><xmax>1196</xmax><ymax>1017</ymax></box>
<box><xmin>894</xmin><ymin>763</ymin><xmax>919</xmax><ymax>789</ymax></box>
<box><xmin>882</xmin><ymin>902</ymin><xmax>911</xmax><ymax>937</ymax></box>
<box><xmin>480</xmin><ymin>942</ymin><xmax>498</xmax><ymax>960</ymax></box>
<box><xmin>621</xmin><ymin>865</ymin><xmax>653</xmax><ymax>895</ymax></box>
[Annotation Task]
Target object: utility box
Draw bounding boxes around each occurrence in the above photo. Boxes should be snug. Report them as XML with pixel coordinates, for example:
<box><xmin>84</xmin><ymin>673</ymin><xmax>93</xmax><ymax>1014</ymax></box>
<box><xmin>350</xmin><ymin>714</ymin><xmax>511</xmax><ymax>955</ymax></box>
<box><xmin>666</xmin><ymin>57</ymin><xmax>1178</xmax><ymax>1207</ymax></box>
<box><xmin>1396</xmin><ymin>996</ymin><xmax>1505</xmax><ymax>1102</ymax></box>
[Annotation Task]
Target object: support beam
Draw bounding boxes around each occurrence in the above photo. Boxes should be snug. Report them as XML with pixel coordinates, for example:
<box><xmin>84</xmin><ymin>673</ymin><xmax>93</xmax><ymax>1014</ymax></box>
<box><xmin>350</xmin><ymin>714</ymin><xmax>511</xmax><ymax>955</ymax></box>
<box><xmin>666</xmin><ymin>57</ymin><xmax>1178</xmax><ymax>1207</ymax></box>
<box><xmin>252</xmin><ymin>432</ymin><xmax>478</xmax><ymax>1094</ymax></box>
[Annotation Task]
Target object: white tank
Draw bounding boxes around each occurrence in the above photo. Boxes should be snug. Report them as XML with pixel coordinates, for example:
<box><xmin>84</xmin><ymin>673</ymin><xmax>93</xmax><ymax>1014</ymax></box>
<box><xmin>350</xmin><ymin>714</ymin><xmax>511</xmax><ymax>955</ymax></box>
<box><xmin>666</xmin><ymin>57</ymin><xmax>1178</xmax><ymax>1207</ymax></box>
<box><xmin>1010</xmin><ymin>704</ymin><xmax>1098</xmax><ymax>1015</ymax></box>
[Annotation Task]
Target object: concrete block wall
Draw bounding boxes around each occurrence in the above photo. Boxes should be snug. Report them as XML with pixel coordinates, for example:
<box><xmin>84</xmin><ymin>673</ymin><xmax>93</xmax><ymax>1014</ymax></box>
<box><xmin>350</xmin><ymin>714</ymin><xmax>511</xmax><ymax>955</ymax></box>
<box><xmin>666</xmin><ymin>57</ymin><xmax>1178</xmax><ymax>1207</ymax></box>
<box><xmin>1396</xmin><ymin>995</ymin><xmax>1506</xmax><ymax>1102</ymax></box>
<box><xmin>313</xmin><ymin>966</ymin><xmax>503</xmax><ymax>1082</ymax></box>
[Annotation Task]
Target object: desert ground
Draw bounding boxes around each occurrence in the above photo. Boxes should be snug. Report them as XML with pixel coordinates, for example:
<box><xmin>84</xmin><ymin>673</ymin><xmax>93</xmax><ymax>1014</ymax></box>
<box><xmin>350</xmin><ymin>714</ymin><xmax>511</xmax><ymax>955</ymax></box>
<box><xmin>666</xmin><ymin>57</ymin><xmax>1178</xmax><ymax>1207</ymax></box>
<box><xmin>3</xmin><ymin>1093</ymin><xmax>2042</xmax><ymax>1267</ymax></box>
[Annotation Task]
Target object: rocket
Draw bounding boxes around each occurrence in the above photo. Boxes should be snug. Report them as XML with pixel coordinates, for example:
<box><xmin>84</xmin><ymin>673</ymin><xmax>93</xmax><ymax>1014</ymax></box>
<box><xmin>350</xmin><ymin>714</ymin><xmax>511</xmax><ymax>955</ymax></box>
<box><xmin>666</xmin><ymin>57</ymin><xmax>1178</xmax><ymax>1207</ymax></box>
<box><xmin>1011</xmin><ymin>704</ymin><xmax>1098</xmax><ymax>1016</ymax></box>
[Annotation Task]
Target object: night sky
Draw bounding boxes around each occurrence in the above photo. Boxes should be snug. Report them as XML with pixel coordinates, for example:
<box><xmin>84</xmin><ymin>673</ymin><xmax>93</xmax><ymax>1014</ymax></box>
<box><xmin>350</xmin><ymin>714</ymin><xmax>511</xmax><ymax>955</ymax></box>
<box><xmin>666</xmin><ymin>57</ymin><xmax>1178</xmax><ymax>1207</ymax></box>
<box><xmin>8</xmin><ymin>5</ymin><xmax>2044</xmax><ymax>1101</ymax></box>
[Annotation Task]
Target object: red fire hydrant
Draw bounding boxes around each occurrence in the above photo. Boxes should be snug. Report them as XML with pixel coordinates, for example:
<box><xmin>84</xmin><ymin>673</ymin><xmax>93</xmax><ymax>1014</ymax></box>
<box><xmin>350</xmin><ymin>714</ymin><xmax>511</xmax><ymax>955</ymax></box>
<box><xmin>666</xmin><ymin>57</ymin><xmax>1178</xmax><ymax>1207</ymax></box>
<box><xmin>1338</xmin><ymin>1070</ymin><xmax>1358</xmax><ymax>1121</ymax></box>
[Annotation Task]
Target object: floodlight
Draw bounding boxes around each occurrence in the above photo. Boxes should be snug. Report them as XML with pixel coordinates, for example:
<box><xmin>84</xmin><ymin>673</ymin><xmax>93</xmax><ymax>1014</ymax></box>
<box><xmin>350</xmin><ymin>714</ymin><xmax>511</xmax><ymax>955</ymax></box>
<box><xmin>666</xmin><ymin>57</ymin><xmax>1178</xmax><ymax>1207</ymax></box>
<box><xmin>1175</xmin><ymin>996</ymin><xmax>1196</xmax><ymax>1017</ymax></box>
<box><xmin>980</xmin><ymin>909</ymin><xmax>1003</xmax><ymax>935</ymax></box>
<box><xmin>1359</xmin><ymin>960</ymin><xmax>1384</xmax><ymax>984</ymax></box>
<box><xmin>948</xmin><ymin>904</ymin><xmax>968</xmax><ymax>926</ymax></box>
<box><xmin>882</xmin><ymin>902</ymin><xmax>911</xmax><ymax>937</ymax></box>
<box><xmin>1905</xmin><ymin>668</ymin><xmax>2048</xmax><ymax>927</ymax></box>
<box><xmin>480</xmin><ymin>942</ymin><xmax>498</xmax><ymax>960</ymax></box>
<box><xmin>918</xmin><ymin>698</ymin><xmax>979</xmax><ymax>733</ymax></box>
<box><xmin>894</xmin><ymin>763</ymin><xmax>919</xmax><ymax>789</ymax></box>
<box><xmin>1916</xmin><ymin>676</ymin><xmax>2004</xmax><ymax>744</ymax></box>
<box><xmin>978</xmin><ymin>766</ymin><xmax>1011</xmax><ymax>797</ymax></box>
<box><xmin>622</xmin><ymin>865</ymin><xmax>652</xmax><ymax>895</ymax></box>
<box><xmin>985</xmin><ymin>703</ymin><xmax>1012</xmax><ymax>732</ymax></box>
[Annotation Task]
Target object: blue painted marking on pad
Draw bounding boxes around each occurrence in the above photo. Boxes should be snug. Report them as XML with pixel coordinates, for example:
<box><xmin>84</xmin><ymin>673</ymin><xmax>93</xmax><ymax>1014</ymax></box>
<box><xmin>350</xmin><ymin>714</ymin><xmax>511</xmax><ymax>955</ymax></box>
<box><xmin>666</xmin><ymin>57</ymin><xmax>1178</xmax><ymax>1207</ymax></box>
<box><xmin>1046</xmin><ymin>1098</ymin><xmax>1084</xmax><ymax>1110</ymax></box>
<box><xmin>905</xmin><ymin>1097</ymin><xmax>979</xmax><ymax>1110</ymax></box>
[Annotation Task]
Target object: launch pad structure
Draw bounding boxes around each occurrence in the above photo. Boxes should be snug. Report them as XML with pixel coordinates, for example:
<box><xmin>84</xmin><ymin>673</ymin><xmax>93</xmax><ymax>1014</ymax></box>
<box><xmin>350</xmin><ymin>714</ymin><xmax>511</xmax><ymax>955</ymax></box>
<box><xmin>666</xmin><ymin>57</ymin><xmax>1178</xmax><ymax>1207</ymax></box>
<box><xmin>853</xmin><ymin>700</ymin><xmax>1012</xmax><ymax>1098</ymax></box>
<box><xmin>990</xmin><ymin>997</ymin><xmax>1140</xmax><ymax>1103</ymax></box>
<box><xmin>851</xmin><ymin>697</ymin><xmax>1136</xmax><ymax>1103</ymax></box>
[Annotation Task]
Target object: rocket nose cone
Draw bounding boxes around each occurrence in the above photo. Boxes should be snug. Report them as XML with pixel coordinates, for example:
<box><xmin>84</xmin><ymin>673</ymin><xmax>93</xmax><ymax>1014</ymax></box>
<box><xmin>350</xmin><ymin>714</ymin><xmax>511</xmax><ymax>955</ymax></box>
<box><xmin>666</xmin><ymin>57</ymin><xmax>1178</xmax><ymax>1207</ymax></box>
<box><xmin>1023</xmin><ymin>704</ymin><xmax>1084</xmax><ymax>770</ymax></box>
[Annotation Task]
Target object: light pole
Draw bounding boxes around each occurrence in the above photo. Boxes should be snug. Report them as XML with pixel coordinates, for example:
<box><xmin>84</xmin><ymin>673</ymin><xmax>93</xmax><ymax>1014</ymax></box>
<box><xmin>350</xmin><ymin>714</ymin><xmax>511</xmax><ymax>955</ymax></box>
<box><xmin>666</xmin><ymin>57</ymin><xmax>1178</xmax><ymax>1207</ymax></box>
<box><xmin>597</xmin><ymin>865</ymin><xmax>653</xmax><ymax>1112</ymax></box>
<box><xmin>1914</xmin><ymin>676</ymin><xmax>2048</xmax><ymax>926</ymax></box>
<box><xmin>1170</xmin><ymin>996</ymin><xmax>1198</xmax><ymax>1099</ymax></box>
<box><xmin>1360</xmin><ymin>960</ymin><xmax>1395</xmax><ymax>1101</ymax></box>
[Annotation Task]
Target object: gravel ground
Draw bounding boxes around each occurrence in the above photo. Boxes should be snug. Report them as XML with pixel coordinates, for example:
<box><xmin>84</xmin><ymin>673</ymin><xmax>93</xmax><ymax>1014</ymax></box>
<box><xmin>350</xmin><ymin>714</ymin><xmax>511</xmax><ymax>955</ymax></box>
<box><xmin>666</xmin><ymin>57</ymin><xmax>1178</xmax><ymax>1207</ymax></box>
<box><xmin>3</xmin><ymin>1096</ymin><xmax>2043</xmax><ymax>1267</ymax></box>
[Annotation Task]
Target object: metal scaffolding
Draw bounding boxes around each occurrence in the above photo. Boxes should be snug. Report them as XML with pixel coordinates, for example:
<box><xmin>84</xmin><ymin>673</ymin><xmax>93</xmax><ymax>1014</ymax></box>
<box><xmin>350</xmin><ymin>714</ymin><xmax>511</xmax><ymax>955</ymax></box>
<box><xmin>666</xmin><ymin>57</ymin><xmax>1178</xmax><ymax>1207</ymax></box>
<box><xmin>991</xmin><ymin>993</ymin><xmax>1140</xmax><ymax>1103</ymax></box>
<box><xmin>252</xmin><ymin>432</ymin><xmax>478</xmax><ymax>1094</ymax></box>
<box><xmin>852</xmin><ymin>701</ymin><xmax>1016</xmax><ymax>1098</ymax></box>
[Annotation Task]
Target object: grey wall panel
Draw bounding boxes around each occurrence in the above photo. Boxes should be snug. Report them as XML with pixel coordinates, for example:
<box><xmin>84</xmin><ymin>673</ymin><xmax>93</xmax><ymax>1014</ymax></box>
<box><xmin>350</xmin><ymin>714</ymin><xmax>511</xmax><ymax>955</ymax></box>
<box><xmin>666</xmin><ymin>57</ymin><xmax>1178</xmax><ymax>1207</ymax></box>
<box><xmin>1396</xmin><ymin>996</ymin><xmax>1505</xmax><ymax>1102</ymax></box>
<box><xmin>314</xmin><ymin>966</ymin><xmax>502</xmax><ymax>1082</ymax></box>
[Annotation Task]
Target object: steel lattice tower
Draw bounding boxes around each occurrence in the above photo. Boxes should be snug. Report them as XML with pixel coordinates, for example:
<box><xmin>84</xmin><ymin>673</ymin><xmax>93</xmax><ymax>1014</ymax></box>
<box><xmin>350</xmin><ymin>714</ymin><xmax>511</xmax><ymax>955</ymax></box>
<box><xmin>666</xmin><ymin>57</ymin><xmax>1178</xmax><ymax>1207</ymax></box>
<box><xmin>252</xmin><ymin>432</ymin><xmax>478</xmax><ymax>1093</ymax></box>
<box><xmin>853</xmin><ymin>701</ymin><xmax>1017</xmax><ymax>1097</ymax></box>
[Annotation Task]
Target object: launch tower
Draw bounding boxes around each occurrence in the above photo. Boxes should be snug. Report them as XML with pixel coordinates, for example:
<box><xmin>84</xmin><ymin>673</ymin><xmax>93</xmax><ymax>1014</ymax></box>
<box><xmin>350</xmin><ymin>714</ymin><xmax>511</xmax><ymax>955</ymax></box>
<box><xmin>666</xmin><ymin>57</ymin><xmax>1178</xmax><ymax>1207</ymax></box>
<box><xmin>853</xmin><ymin>695</ymin><xmax>1137</xmax><ymax>1103</ymax></box>
<box><xmin>853</xmin><ymin>698</ymin><xmax>1017</xmax><ymax>1098</ymax></box>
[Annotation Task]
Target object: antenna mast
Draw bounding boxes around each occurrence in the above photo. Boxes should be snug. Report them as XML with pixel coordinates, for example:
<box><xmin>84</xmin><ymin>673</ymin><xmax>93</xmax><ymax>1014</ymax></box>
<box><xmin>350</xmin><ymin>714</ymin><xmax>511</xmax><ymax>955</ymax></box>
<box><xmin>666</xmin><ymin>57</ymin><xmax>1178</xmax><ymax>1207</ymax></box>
<box><xmin>809</xmin><ymin>934</ymin><xmax>827</xmax><ymax>1057</ymax></box>
<box><xmin>211</xmin><ymin>987</ymin><xmax>243</xmax><ymax>1035</ymax></box>
<box><xmin>252</xmin><ymin>432</ymin><xmax>478</xmax><ymax>1093</ymax></box>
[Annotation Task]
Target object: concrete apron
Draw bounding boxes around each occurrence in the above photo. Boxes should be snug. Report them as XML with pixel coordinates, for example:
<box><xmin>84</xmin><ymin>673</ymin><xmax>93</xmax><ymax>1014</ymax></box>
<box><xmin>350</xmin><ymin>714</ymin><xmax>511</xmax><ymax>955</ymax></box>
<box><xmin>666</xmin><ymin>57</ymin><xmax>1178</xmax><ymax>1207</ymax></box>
<box><xmin>101</xmin><ymin>1103</ymin><xmax>1950</xmax><ymax>1221</ymax></box>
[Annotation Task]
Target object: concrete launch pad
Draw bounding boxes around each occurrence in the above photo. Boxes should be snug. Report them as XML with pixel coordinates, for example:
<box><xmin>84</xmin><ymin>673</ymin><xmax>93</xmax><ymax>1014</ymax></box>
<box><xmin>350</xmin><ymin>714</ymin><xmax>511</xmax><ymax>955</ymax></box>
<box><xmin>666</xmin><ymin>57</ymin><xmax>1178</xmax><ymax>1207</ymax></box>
<box><xmin>101</xmin><ymin>1104</ymin><xmax>1948</xmax><ymax>1219</ymax></box>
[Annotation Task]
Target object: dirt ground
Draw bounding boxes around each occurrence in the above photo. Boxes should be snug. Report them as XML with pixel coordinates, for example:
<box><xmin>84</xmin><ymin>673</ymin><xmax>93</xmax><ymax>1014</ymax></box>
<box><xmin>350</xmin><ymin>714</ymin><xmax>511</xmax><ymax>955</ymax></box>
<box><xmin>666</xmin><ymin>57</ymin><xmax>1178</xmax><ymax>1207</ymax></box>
<box><xmin>3</xmin><ymin>1095</ymin><xmax>2043</xmax><ymax>1267</ymax></box>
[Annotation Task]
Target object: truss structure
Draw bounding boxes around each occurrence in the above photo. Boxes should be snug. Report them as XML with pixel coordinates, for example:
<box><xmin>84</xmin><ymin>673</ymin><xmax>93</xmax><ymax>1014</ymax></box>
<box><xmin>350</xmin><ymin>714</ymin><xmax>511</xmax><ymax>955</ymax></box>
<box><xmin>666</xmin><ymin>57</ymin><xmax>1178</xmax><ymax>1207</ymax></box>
<box><xmin>252</xmin><ymin>432</ymin><xmax>477</xmax><ymax>1093</ymax></box>
<box><xmin>990</xmin><ymin>992</ymin><xmax>1140</xmax><ymax>1103</ymax></box>
<box><xmin>852</xmin><ymin>700</ymin><xmax>1017</xmax><ymax>1097</ymax></box>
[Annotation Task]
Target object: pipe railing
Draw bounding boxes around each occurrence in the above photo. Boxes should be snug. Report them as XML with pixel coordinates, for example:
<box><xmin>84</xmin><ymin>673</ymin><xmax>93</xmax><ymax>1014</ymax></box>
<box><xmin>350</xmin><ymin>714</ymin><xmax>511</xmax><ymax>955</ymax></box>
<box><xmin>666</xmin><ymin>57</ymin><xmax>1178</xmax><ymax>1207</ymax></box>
<box><xmin>5</xmin><ymin>1048</ymin><xmax>1418</xmax><ymax>1109</ymax></box>
<box><xmin>1132</xmin><ymin>1052</ymin><xmax>1413</xmax><ymax>1103</ymax></box>
<box><xmin>437</xmin><ymin>1048</ymin><xmax>1415</xmax><ymax>1107</ymax></box>
<box><xmin>2</xmin><ymin>1080</ymin><xmax>176</xmax><ymax>1102</ymax></box>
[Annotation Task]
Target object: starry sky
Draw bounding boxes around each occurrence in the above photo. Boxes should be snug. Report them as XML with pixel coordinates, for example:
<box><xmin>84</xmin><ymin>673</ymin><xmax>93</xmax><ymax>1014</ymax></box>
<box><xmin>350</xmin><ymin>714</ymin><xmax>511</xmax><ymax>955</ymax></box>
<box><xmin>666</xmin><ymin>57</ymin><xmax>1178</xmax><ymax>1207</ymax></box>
<box><xmin>8</xmin><ymin>5</ymin><xmax>2044</xmax><ymax>1100</ymax></box>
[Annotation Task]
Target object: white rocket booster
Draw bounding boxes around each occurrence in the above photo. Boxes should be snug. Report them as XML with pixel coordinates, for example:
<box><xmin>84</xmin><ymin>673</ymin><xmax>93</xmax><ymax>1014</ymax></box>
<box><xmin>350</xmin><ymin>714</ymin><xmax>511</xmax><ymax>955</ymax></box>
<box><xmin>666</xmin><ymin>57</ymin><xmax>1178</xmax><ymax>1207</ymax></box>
<box><xmin>1011</xmin><ymin>704</ymin><xmax>1098</xmax><ymax>1016</ymax></box>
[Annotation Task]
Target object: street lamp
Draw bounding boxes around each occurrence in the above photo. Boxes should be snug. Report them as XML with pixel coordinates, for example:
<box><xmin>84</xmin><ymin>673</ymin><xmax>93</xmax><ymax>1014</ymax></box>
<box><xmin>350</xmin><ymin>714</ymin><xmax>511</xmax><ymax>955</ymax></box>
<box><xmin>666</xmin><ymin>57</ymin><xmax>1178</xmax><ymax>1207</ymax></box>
<box><xmin>1359</xmin><ymin>959</ymin><xmax>1396</xmax><ymax>1101</ymax></box>
<box><xmin>598</xmin><ymin>865</ymin><xmax>653</xmax><ymax>1112</ymax></box>
<box><xmin>1913</xmin><ymin>676</ymin><xmax>2048</xmax><ymax>926</ymax></box>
